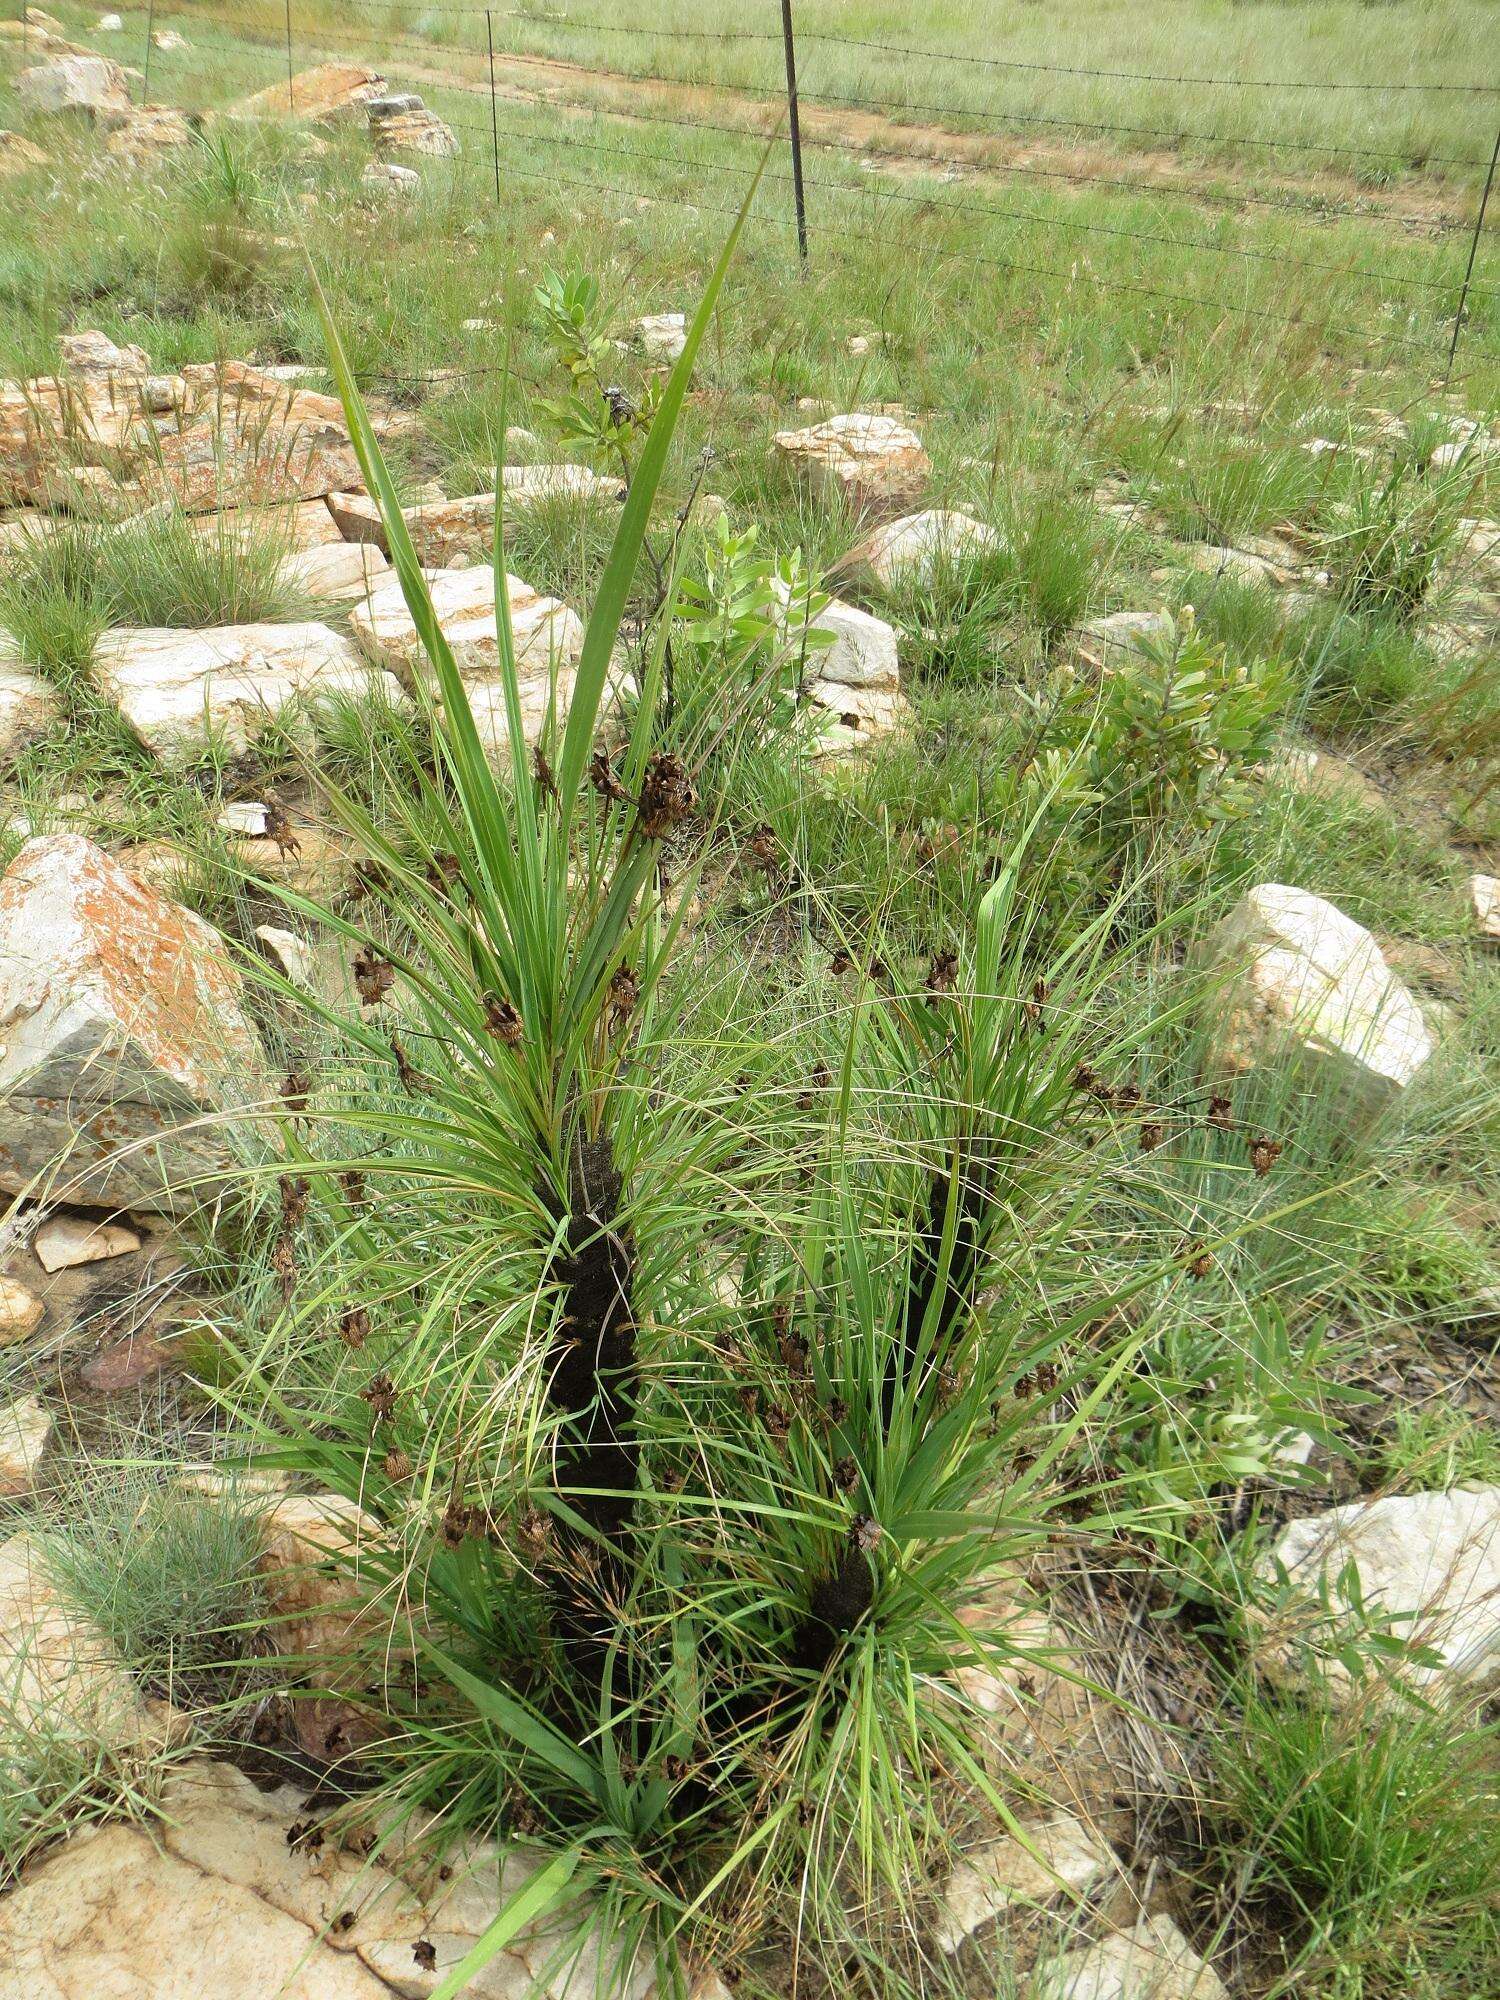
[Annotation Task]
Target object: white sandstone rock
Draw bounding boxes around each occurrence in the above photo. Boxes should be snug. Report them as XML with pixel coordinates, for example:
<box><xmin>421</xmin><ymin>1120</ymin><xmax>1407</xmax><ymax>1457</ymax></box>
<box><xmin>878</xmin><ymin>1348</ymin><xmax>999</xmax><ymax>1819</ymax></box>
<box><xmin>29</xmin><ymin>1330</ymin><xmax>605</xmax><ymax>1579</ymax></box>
<box><xmin>852</xmin><ymin>508</ymin><xmax>1003</xmax><ymax>588</ymax></box>
<box><xmin>634</xmin><ymin>311</ymin><xmax>687</xmax><ymax>363</ymax></box>
<box><xmin>1469</xmin><ymin>873</ymin><xmax>1500</xmax><ymax>942</ymax></box>
<box><xmin>1207</xmin><ymin>885</ymin><xmax>1434</xmax><ymax>1109</ymax></box>
<box><xmin>254</xmin><ymin>924</ymin><xmax>317</xmax><ymax>990</ymax></box>
<box><xmin>17</xmin><ymin>52</ymin><xmax>132</xmax><ymax>120</ymax></box>
<box><xmin>362</xmin><ymin>159</ymin><xmax>420</xmax><ymax>195</ymax></box>
<box><xmin>0</xmin><ymin>643</ymin><xmax>60</xmax><ymax>758</ymax></box>
<box><xmin>774</xmin><ymin>412</ymin><xmax>931</xmax><ymax>514</ymax></box>
<box><xmin>1259</xmin><ymin>1487</ymin><xmax>1500</xmax><ymax>1695</ymax></box>
<box><xmin>96</xmin><ymin>13</ymin><xmax>124</xmax><ymax>30</ymax></box>
<box><xmin>350</xmin><ymin>566</ymin><xmax>584</xmax><ymax>689</ymax></box>
<box><xmin>1032</xmin><ymin>1914</ymin><xmax>1228</xmax><ymax>2000</ymax></box>
<box><xmin>0</xmin><ymin>835</ymin><xmax>264</xmax><ymax>1211</ymax></box>
<box><xmin>936</xmin><ymin>1813</ymin><xmax>1114</xmax><ymax>1954</ymax></box>
<box><xmin>94</xmin><ymin>621</ymin><xmax>401</xmax><ymax>761</ymax></box>
<box><xmin>58</xmin><ymin>328</ymin><xmax>150</xmax><ymax>379</ymax></box>
<box><xmin>284</xmin><ymin>538</ymin><xmax>390</xmax><ymax>602</ymax></box>
<box><xmin>1076</xmin><ymin>608</ymin><xmax>1176</xmax><ymax>666</ymax></box>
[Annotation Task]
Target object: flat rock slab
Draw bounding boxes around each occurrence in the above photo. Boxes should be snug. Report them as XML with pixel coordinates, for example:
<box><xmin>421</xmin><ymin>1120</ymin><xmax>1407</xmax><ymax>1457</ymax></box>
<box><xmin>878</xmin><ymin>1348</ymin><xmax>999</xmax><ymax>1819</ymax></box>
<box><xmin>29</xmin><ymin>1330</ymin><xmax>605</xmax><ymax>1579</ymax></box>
<box><xmin>1207</xmin><ymin>884</ymin><xmax>1433</xmax><ymax>1110</ymax></box>
<box><xmin>0</xmin><ymin>834</ymin><xmax>263</xmax><ymax>1211</ymax></box>
<box><xmin>1076</xmin><ymin>609</ymin><xmax>1176</xmax><ymax>667</ymax></box>
<box><xmin>936</xmin><ymin>1813</ymin><xmax>1114</xmax><ymax>1953</ymax></box>
<box><xmin>328</xmin><ymin>469</ymin><xmax>624</xmax><ymax>564</ymax></box>
<box><xmin>284</xmin><ymin>539</ymin><xmax>390</xmax><ymax>602</ymax></box>
<box><xmin>350</xmin><ymin>567</ymin><xmax>584</xmax><ymax>691</ymax></box>
<box><xmin>0</xmin><ymin>1756</ymin><xmax>657</xmax><ymax>1999</ymax></box>
<box><xmin>1033</xmin><ymin>1915</ymin><xmax>1228</xmax><ymax>2000</ymax></box>
<box><xmin>95</xmin><ymin>621</ymin><xmax>402</xmax><ymax>762</ymax></box>
<box><xmin>1259</xmin><ymin>1487</ymin><xmax>1500</xmax><ymax>1695</ymax></box>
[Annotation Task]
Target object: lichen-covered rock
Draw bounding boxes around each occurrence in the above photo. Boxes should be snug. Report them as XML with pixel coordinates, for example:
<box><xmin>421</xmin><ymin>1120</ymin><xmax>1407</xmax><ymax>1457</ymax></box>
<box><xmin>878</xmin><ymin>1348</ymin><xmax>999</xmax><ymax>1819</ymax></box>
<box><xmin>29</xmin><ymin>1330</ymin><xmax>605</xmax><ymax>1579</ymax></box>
<box><xmin>1206</xmin><ymin>884</ymin><xmax>1434</xmax><ymax>1109</ymax></box>
<box><xmin>633</xmin><ymin>311</ymin><xmax>686</xmax><ymax>363</ymax></box>
<box><xmin>0</xmin><ymin>128</ymin><xmax>51</xmax><ymax>174</ymax></box>
<box><xmin>233</xmin><ymin>63</ymin><xmax>388</xmax><ymax>123</ymax></box>
<box><xmin>774</xmin><ymin>412</ymin><xmax>931</xmax><ymax>515</ymax></box>
<box><xmin>371</xmin><ymin>107</ymin><xmax>458</xmax><ymax>157</ymax></box>
<box><xmin>1076</xmin><ymin>609</ymin><xmax>1176</xmax><ymax>667</ymax></box>
<box><xmin>95</xmin><ymin>621</ymin><xmax>401</xmax><ymax>762</ymax></box>
<box><xmin>104</xmin><ymin>103</ymin><xmax>198</xmax><ymax>165</ymax></box>
<box><xmin>0</xmin><ymin>834</ymin><xmax>263</xmax><ymax>1210</ymax></box>
<box><xmin>1259</xmin><ymin>1487</ymin><xmax>1500</xmax><ymax>1697</ymax></box>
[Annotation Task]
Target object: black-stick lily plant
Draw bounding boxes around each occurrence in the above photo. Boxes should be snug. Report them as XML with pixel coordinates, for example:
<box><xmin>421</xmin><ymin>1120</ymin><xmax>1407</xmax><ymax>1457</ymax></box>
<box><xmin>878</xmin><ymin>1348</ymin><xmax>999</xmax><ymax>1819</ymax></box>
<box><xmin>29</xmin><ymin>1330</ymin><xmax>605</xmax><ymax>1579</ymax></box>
<box><xmin>220</xmin><ymin>180</ymin><xmax>1197</xmax><ymax>1999</ymax></box>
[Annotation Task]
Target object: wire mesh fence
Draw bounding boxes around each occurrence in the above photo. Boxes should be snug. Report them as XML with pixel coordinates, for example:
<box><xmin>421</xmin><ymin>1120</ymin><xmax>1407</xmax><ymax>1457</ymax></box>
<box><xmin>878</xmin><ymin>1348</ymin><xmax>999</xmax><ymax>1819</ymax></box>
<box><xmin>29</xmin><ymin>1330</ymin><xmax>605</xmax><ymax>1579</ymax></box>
<box><xmin>3</xmin><ymin>0</ymin><xmax>1496</xmax><ymax>381</ymax></box>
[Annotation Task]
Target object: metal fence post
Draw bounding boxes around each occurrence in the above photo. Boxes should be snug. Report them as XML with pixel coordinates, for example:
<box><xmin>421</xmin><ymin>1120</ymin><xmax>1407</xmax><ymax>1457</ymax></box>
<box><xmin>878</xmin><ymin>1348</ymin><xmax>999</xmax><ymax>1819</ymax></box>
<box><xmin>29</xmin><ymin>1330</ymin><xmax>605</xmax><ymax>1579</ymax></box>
<box><xmin>284</xmin><ymin>0</ymin><xmax>295</xmax><ymax>112</ymax></box>
<box><xmin>486</xmin><ymin>10</ymin><xmax>501</xmax><ymax>207</ymax></box>
<box><xmin>142</xmin><ymin>0</ymin><xmax>155</xmax><ymax>105</ymax></box>
<box><xmin>778</xmin><ymin>0</ymin><xmax>809</xmax><ymax>264</ymax></box>
<box><xmin>1445</xmin><ymin>125</ymin><xmax>1499</xmax><ymax>383</ymax></box>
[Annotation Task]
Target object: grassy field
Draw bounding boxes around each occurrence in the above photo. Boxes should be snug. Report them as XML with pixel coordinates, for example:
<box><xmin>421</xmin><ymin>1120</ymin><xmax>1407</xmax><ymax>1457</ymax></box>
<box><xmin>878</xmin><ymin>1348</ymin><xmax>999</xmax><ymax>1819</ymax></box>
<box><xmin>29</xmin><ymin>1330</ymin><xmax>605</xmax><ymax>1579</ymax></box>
<box><xmin>0</xmin><ymin>5</ymin><xmax>1498</xmax><ymax>1998</ymax></box>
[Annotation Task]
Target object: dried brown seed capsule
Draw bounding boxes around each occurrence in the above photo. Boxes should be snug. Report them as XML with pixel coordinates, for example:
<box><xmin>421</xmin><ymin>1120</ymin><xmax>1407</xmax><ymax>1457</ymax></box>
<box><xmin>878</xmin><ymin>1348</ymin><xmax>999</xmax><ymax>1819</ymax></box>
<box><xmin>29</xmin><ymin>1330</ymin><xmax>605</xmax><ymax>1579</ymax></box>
<box><xmin>271</xmin><ymin>1232</ymin><xmax>297</xmax><ymax>1303</ymax></box>
<box><xmin>608</xmin><ymin>962</ymin><xmax>640</xmax><ymax>1021</ymax></box>
<box><xmin>1112</xmin><ymin>1082</ymin><xmax>1143</xmax><ymax>1111</ymax></box>
<box><xmin>834</xmin><ymin>1454</ymin><xmax>859</xmax><ymax>1492</ymax></box>
<box><xmin>1139</xmin><ymin>1121</ymin><xmax>1166</xmax><ymax>1152</ymax></box>
<box><xmin>383</xmin><ymin>1447</ymin><xmax>412</xmax><ymax>1481</ymax></box>
<box><xmin>1207</xmin><ymin>1092</ymin><xmax>1234</xmax><ymax>1131</ymax></box>
<box><xmin>830</xmin><ymin>949</ymin><xmax>853</xmax><ymax>976</ymax></box>
<box><xmin>664</xmin><ymin>1754</ymin><xmax>689</xmax><ymax>1784</ymax></box>
<box><xmin>339</xmin><ymin>1168</ymin><xmax>367</xmax><ymax>1207</ymax></box>
<box><xmin>589</xmin><ymin>747</ymin><xmax>629</xmax><ymax>802</ymax></box>
<box><xmin>281</xmin><ymin>1066</ymin><xmax>311</xmax><ymax>1115</ymax></box>
<box><xmin>927</xmin><ymin>949</ymin><xmax>959</xmax><ymax>995</ymax></box>
<box><xmin>748</xmin><ymin>822</ymin><xmax>778</xmax><ymax>870</ymax></box>
<box><xmin>1024</xmin><ymin>976</ymin><xmax>1047</xmax><ymax>1026</ymax></box>
<box><xmin>1186</xmin><ymin>1245</ymin><xmax>1214</xmax><ymax>1281</ymax></box>
<box><xmin>413</xmin><ymin>1943</ymin><xmax>437</xmax><ymax>1973</ymax></box>
<box><xmin>516</xmin><ymin>1508</ymin><xmax>552</xmax><ymax>1557</ymax></box>
<box><xmin>340</xmin><ymin>1305</ymin><xmax>371</xmax><ymax>1350</ymax></box>
<box><xmin>764</xmin><ymin>1403</ymin><xmax>792</xmax><ymax>1440</ymax></box>
<box><xmin>424</xmin><ymin>850</ymin><xmax>463</xmax><ymax>894</ymax></box>
<box><xmin>826</xmin><ymin>1395</ymin><xmax>849</xmax><ymax>1426</ymax></box>
<box><xmin>359</xmin><ymin>1371</ymin><xmax>397</xmax><ymax>1421</ymax></box>
<box><xmin>1248</xmin><ymin>1136</ymin><xmax>1283</xmax><ymax>1177</ymax></box>
<box><xmin>286</xmin><ymin>1818</ymin><xmax>322</xmax><ymax>1852</ymax></box>
<box><xmin>353</xmin><ymin>945</ymin><xmax>396</xmax><ymax>1008</ymax></box>
<box><xmin>263</xmin><ymin>799</ymin><xmax>300</xmax><ymax>858</ymax></box>
<box><xmin>851</xmin><ymin>1514</ymin><xmax>883</xmax><ymax>1554</ymax></box>
<box><xmin>482</xmin><ymin>992</ymin><xmax>524</xmax><ymax>1044</ymax></box>
<box><xmin>533</xmin><ymin>746</ymin><xmax>559</xmax><ymax>803</ymax></box>
<box><xmin>279</xmin><ymin>1174</ymin><xmax>309</xmax><ymax>1228</ymax></box>
<box><xmin>390</xmin><ymin>1036</ymin><xmax>426</xmax><ymax>1094</ymax></box>
<box><xmin>638</xmin><ymin>753</ymin><xmax>697</xmax><ymax>838</ymax></box>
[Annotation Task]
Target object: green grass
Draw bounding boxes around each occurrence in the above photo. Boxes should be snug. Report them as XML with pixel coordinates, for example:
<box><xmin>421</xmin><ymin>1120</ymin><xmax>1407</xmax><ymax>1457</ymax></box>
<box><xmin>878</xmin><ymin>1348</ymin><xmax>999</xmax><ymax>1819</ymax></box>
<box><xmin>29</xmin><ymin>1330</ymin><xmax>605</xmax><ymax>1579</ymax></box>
<box><xmin>1216</xmin><ymin>1690</ymin><xmax>1499</xmax><ymax>1999</ymax></box>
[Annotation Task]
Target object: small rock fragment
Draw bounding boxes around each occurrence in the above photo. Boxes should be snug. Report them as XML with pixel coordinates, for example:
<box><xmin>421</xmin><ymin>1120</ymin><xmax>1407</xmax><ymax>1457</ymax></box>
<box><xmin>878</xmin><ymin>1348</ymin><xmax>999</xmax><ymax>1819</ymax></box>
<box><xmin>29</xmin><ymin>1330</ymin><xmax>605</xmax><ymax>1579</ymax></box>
<box><xmin>0</xmin><ymin>1276</ymin><xmax>44</xmax><ymax>1343</ymax></box>
<box><xmin>1032</xmin><ymin>1914</ymin><xmax>1228</xmax><ymax>2000</ymax></box>
<box><xmin>33</xmin><ymin>1214</ymin><xmax>141</xmax><ymax>1273</ymax></box>
<box><xmin>0</xmin><ymin>1396</ymin><xmax>51</xmax><ymax>1495</ymax></box>
<box><xmin>1469</xmin><ymin>873</ymin><xmax>1500</xmax><ymax>943</ymax></box>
